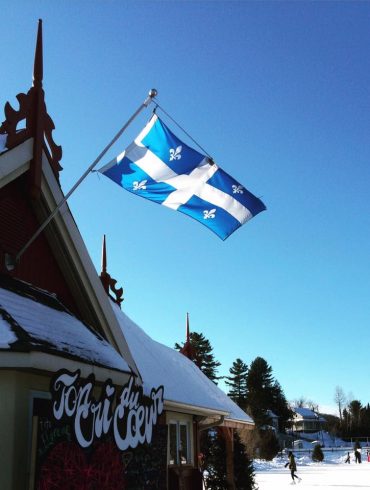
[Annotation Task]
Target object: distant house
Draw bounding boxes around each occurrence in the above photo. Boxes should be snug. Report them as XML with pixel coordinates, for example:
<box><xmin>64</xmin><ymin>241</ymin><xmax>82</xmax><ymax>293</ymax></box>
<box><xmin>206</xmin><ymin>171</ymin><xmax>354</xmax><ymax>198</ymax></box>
<box><xmin>291</xmin><ymin>407</ymin><xmax>326</xmax><ymax>433</ymax></box>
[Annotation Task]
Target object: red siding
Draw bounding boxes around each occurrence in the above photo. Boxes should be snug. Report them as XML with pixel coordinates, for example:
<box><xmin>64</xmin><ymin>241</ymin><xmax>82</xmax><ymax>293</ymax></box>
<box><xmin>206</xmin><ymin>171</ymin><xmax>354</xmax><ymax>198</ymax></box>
<box><xmin>0</xmin><ymin>176</ymin><xmax>80</xmax><ymax>316</ymax></box>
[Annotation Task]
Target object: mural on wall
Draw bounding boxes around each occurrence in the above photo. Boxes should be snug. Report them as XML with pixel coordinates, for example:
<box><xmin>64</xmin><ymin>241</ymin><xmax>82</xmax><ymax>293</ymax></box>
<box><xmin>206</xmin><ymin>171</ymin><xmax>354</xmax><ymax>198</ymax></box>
<box><xmin>125</xmin><ymin>425</ymin><xmax>167</xmax><ymax>490</ymax></box>
<box><xmin>33</xmin><ymin>370</ymin><xmax>167</xmax><ymax>490</ymax></box>
<box><xmin>37</xmin><ymin>439</ymin><xmax>127</xmax><ymax>489</ymax></box>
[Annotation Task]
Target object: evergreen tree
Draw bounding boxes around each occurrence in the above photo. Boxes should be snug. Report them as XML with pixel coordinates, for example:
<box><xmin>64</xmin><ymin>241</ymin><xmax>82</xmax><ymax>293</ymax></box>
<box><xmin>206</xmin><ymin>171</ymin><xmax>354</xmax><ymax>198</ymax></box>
<box><xmin>202</xmin><ymin>430</ymin><xmax>227</xmax><ymax>490</ymax></box>
<box><xmin>321</xmin><ymin>413</ymin><xmax>341</xmax><ymax>439</ymax></box>
<box><xmin>349</xmin><ymin>400</ymin><xmax>362</xmax><ymax>435</ymax></box>
<box><xmin>233</xmin><ymin>431</ymin><xmax>257</xmax><ymax>489</ymax></box>
<box><xmin>258</xmin><ymin>429</ymin><xmax>280</xmax><ymax>461</ymax></box>
<box><xmin>270</xmin><ymin>381</ymin><xmax>293</xmax><ymax>432</ymax></box>
<box><xmin>360</xmin><ymin>404</ymin><xmax>370</xmax><ymax>436</ymax></box>
<box><xmin>246</xmin><ymin>357</ymin><xmax>275</xmax><ymax>427</ymax></box>
<box><xmin>342</xmin><ymin>408</ymin><xmax>350</xmax><ymax>435</ymax></box>
<box><xmin>312</xmin><ymin>444</ymin><xmax>324</xmax><ymax>462</ymax></box>
<box><xmin>175</xmin><ymin>331</ymin><xmax>221</xmax><ymax>383</ymax></box>
<box><xmin>246</xmin><ymin>357</ymin><xmax>292</xmax><ymax>432</ymax></box>
<box><xmin>225</xmin><ymin>358</ymin><xmax>248</xmax><ymax>410</ymax></box>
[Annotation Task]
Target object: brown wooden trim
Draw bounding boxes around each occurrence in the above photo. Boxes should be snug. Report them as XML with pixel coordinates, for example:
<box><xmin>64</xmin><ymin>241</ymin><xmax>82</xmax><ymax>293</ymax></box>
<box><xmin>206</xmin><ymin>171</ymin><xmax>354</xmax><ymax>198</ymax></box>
<box><xmin>0</xmin><ymin>19</ymin><xmax>62</xmax><ymax>200</ymax></box>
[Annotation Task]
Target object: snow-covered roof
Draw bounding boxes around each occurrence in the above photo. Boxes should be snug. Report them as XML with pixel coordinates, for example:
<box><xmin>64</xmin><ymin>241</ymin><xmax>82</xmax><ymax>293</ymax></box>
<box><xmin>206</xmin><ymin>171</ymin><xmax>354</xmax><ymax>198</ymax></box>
<box><xmin>0</xmin><ymin>138</ymin><xmax>140</xmax><ymax>377</ymax></box>
<box><xmin>293</xmin><ymin>407</ymin><xmax>326</xmax><ymax>422</ymax></box>
<box><xmin>0</xmin><ymin>276</ymin><xmax>131</xmax><ymax>374</ymax></box>
<box><xmin>0</xmin><ymin>133</ymin><xmax>7</xmax><ymax>153</ymax></box>
<box><xmin>112</xmin><ymin>302</ymin><xmax>253</xmax><ymax>426</ymax></box>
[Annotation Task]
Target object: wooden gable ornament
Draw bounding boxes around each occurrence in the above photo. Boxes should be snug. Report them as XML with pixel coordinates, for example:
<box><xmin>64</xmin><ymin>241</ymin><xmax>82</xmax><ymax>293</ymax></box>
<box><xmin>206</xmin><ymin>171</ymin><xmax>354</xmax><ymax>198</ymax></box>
<box><xmin>179</xmin><ymin>312</ymin><xmax>197</xmax><ymax>362</ymax></box>
<box><xmin>99</xmin><ymin>235</ymin><xmax>124</xmax><ymax>308</ymax></box>
<box><xmin>0</xmin><ymin>19</ymin><xmax>62</xmax><ymax>199</ymax></box>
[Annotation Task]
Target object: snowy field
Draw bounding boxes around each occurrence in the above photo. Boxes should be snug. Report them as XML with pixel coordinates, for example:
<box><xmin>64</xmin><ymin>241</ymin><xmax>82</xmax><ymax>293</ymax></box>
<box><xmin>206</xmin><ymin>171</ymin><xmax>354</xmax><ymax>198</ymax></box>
<box><xmin>254</xmin><ymin>452</ymin><xmax>370</xmax><ymax>489</ymax></box>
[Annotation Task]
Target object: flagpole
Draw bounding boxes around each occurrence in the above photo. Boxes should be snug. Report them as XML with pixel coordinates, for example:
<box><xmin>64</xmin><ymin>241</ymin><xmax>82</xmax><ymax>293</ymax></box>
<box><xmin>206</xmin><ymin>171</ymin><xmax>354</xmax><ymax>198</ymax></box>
<box><xmin>5</xmin><ymin>89</ymin><xmax>158</xmax><ymax>271</ymax></box>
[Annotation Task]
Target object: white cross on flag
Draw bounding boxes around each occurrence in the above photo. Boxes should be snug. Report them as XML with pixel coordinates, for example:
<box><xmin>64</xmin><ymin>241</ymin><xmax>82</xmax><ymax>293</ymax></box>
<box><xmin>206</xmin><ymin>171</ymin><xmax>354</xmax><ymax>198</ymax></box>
<box><xmin>98</xmin><ymin>115</ymin><xmax>266</xmax><ymax>240</ymax></box>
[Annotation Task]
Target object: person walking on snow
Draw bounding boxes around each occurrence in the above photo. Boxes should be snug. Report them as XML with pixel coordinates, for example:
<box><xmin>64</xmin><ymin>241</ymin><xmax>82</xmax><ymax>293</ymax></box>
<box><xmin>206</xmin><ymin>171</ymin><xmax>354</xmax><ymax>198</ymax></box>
<box><xmin>285</xmin><ymin>451</ymin><xmax>301</xmax><ymax>484</ymax></box>
<box><xmin>355</xmin><ymin>447</ymin><xmax>362</xmax><ymax>463</ymax></box>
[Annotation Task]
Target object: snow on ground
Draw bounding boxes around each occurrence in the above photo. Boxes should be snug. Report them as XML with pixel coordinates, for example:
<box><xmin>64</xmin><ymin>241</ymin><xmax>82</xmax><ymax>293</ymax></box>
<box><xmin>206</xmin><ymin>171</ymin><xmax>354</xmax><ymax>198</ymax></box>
<box><xmin>255</xmin><ymin>462</ymin><xmax>370</xmax><ymax>489</ymax></box>
<box><xmin>291</xmin><ymin>431</ymin><xmax>348</xmax><ymax>449</ymax></box>
<box><xmin>254</xmin><ymin>451</ymin><xmax>370</xmax><ymax>489</ymax></box>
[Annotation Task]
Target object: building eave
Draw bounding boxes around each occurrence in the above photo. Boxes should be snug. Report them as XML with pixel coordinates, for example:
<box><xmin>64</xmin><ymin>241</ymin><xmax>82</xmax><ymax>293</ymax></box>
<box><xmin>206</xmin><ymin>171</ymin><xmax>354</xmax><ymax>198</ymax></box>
<box><xmin>164</xmin><ymin>398</ymin><xmax>254</xmax><ymax>429</ymax></box>
<box><xmin>0</xmin><ymin>138</ymin><xmax>141</xmax><ymax>382</ymax></box>
<box><xmin>0</xmin><ymin>350</ymin><xmax>132</xmax><ymax>385</ymax></box>
<box><xmin>39</xmin><ymin>151</ymin><xmax>140</xmax><ymax>379</ymax></box>
<box><xmin>0</xmin><ymin>137</ymin><xmax>32</xmax><ymax>189</ymax></box>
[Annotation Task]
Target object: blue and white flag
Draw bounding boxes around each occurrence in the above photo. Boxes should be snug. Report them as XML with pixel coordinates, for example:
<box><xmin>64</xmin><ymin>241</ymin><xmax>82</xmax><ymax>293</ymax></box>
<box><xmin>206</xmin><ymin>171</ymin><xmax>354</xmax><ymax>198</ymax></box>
<box><xmin>98</xmin><ymin>115</ymin><xmax>266</xmax><ymax>240</ymax></box>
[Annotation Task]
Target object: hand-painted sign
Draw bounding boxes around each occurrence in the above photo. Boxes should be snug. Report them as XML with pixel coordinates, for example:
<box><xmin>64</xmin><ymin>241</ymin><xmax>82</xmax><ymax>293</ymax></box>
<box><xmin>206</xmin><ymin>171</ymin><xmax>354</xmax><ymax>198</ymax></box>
<box><xmin>50</xmin><ymin>369</ymin><xmax>164</xmax><ymax>450</ymax></box>
<box><xmin>32</xmin><ymin>398</ymin><xmax>168</xmax><ymax>489</ymax></box>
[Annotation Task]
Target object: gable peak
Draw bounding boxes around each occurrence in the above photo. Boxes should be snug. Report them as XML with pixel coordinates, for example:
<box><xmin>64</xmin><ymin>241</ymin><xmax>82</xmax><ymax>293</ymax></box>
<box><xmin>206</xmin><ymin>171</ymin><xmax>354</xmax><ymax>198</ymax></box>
<box><xmin>0</xmin><ymin>19</ymin><xmax>62</xmax><ymax>197</ymax></box>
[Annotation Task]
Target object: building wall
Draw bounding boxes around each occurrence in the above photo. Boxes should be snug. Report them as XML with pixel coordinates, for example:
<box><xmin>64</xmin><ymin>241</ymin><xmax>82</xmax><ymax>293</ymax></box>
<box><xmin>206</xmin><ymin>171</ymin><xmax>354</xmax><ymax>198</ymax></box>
<box><xmin>293</xmin><ymin>420</ymin><xmax>322</xmax><ymax>432</ymax></box>
<box><xmin>0</xmin><ymin>367</ymin><xmax>169</xmax><ymax>490</ymax></box>
<box><xmin>0</xmin><ymin>370</ymin><xmax>18</xmax><ymax>490</ymax></box>
<box><xmin>0</xmin><ymin>370</ymin><xmax>49</xmax><ymax>490</ymax></box>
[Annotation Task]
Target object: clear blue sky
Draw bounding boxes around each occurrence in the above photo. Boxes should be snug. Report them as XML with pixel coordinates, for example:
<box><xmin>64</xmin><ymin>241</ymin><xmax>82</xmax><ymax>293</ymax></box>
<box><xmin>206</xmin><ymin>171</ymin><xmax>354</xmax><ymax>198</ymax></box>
<box><xmin>1</xmin><ymin>1</ymin><xmax>370</xmax><ymax>414</ymax></box>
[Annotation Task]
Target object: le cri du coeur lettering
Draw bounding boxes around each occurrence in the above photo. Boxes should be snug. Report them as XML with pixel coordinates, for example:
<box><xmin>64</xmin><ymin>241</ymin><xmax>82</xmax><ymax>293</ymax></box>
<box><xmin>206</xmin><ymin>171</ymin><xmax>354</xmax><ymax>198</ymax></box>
<box><xmin>50</xmin><ymin>370</ymin><xmax>164</xmax><ymax>450</ymax></box>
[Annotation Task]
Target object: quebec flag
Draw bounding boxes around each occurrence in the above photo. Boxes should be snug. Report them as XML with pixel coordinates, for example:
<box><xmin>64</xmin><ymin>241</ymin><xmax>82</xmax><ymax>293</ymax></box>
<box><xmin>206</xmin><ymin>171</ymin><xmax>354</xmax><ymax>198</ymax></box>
<box><xmin>99</xmin><ymin>115</ymin><xmax>266</xmax><ymax>240</ymax></box>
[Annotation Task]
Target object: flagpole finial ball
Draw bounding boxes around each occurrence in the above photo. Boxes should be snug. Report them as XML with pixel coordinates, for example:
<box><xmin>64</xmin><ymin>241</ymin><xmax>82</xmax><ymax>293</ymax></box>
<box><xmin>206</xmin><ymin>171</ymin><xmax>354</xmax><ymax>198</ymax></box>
<box><xmin>149</xmin><ymin>89</ymin><xmax>158</xmax><ymax>98</ymax></box>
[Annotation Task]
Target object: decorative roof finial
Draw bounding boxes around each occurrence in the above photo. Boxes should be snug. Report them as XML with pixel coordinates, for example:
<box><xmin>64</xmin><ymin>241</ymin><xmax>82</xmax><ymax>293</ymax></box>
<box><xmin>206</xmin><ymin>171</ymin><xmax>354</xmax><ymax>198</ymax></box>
<box><xmin>180</xmin><ymin>312</ymin><xmax>196</xmax><ymax>361</ymax></box>
<box><xmin>99</xmin><ymin>235</ymin><xmax>124</xmax><ymax>308</ymax></box>
<box><xmin>33</xmin><ymin>19</ymin><xmax>43</xmax><ymax>89</ymax></box>
<box><xmin>0</xmin><ymin>19</ymin><xmax>63</xmax><ymax>191</ymax></box>
<box><xmin>101</xmin><ymin>234</ymin><xmax>107</xmax><ymax>274</ymax></box>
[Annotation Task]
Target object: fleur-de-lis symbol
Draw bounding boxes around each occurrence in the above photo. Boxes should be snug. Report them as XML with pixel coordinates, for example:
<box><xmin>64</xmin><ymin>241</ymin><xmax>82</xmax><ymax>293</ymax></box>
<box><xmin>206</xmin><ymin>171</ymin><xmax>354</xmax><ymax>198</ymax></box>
<box><xmin>232</xmin><ymin>184</ymin><xmax>244</xmax><ymax>194</ymax></box>
<box><xmin>169</xmin><ymin>145</ymin><xmax>182</xmax><ymax>161</ymax></box>
<box><xmin>133</xmin><ymin>180</ymin><xmax>147</xmax><ymax>191</ymax></box>
<box><xmin>203</xmin><ymin>209</ymin><xmax>216</xmax><ymax>220</ymax></box>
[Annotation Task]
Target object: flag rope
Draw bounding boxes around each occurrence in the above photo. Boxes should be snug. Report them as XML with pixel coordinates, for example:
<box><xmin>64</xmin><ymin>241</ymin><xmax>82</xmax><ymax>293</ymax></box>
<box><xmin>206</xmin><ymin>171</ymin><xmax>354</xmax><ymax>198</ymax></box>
<box><xmin>153</xmin><ymin>99</ymin><xmax>214</xmax><ymax>163</ymax></box>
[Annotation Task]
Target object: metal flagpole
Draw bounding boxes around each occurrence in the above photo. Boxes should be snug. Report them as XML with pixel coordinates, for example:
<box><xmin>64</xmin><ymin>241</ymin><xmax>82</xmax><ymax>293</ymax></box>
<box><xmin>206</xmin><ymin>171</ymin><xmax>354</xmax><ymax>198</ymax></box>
<box><xmin>5</xmin><ymin>89</ymin><xmax>158</xmax><ymax>271</ymax></box>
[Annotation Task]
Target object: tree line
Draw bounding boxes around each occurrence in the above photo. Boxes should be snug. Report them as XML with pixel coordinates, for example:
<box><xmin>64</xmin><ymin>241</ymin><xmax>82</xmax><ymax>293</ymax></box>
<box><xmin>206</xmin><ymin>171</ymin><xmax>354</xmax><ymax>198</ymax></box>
<box><xmin>174</xmin><ymin>331</ymin><xmax>370</xmax><ymax>489</ymax></box>
<box><xmin>175</xmin><ymin>331</ymin><xmax>294</xmax><ymax>489</ymax></box>
<box><xmin>176</xmin><ymin>331</ymin><xmax>292</xmax><ymax>433</ymax></box>
<box><xmin>332</xmin><ymin>386</ymin><xmax>370</xmax><ymax>438</ymax></box>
